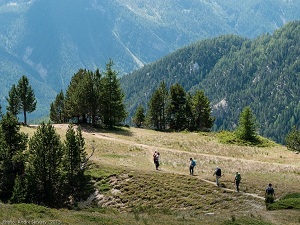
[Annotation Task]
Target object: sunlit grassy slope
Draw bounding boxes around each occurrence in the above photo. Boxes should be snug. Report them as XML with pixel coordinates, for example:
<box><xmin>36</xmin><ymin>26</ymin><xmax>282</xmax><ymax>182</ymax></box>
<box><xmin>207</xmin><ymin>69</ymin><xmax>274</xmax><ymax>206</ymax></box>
<box><xmin>1</xmin><ymin>125</ymin><xmax>299</xmax><ymax>225</ymax></box>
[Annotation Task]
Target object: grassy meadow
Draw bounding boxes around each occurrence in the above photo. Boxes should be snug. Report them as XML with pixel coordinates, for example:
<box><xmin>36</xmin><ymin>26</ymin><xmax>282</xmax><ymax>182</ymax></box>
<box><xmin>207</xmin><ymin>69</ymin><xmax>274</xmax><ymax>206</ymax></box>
<box><xmin>1</xmin><ymin>125</ymin><xmax>299</xmax><ymax>225</ymax></box>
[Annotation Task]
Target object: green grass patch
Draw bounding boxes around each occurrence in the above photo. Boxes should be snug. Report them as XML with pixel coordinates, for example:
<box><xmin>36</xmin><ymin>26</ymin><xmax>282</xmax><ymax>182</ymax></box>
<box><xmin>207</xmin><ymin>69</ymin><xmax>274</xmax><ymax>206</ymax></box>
<box><xmin>280</xmin><ymin>193</ymin><xmax>300</xmax><ymax>200</ymax></box>
<box><xmin>85</xmin><ymin>165</ymin><xmax>121</xmax><ymax>179</ymax></box>
<box><xmin>86</xmin><ymin>166</ymin><xmax>124</xmax><ymax>193</ymax></box>
<box><xmin>223</xmin><ymin>216</ymin><xmax>273</xmax><ymax>225</ymax></box>
<box><xmin>267</xmin><ymin>193</ymin><xmax>300</xmax><ymax>210</ymax></box>
<box><xmin>102</xmin><ymin>154</ymin><xmax>129</xmax><ymax>159</ymax></box>
<box><xmin>217</xmin><ymin>131</ymin><xmax>276</xmax><ymax>147</ymax></box>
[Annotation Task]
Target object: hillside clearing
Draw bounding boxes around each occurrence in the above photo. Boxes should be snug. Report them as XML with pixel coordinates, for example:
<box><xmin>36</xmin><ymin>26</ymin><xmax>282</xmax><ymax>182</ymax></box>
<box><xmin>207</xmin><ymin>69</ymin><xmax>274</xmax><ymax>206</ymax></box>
<box><xmin>14</xmin><ymin>124</ymin><xmax>300</xmax><ymax>225</ymax></box>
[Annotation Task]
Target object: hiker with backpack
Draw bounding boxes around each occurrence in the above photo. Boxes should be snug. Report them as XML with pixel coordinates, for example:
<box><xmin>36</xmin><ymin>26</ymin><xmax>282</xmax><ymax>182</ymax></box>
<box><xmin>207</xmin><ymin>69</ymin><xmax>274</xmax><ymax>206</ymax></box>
<box><xmin>153</xmin><ymin>151</ymin><xmax>160</xmax><ymax>170</ymax></box>
<box><xmin>213</xmin><ymin>166</ymin><xmax>222</xmax><ymax>187</ymax></box>
<box><xmin>265</xmin><ymin>183</ymin><xmax>275</xmax><ymax>208</ymax></box>
<box><xmin>234</xmin><ymin>172</ymin><xmax>242</xmax><ymax>192</ymax></box>
<box><xmin>189</xmin><ymin>158</ymin><xmax>196</xmax><ymax>175</ymax></box>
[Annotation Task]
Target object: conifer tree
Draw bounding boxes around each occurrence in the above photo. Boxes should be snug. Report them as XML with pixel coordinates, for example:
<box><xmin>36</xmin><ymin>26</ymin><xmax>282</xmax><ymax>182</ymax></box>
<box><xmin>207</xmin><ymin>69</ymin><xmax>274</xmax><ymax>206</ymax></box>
<box><xmin>64</xmin><ymin>69</ymin><xmax>87</xmax><ymax>122</ymax></box>
<box><xmin>167</xmin><ymin>83</ymin><xmax>187</xmax><ymax>130</ymax></box>
<box><xmin>10</xmin><ymin>174</ymin><xmax>27</xmax><ymax>203</ymax></box>
<box><xmin>235</xmin><ymin>106</ymin><xmax>258</xmax><ymax>141</ymax></box>
<box><xmin>191</xmin><ymin>90</ymin><xmax>215</xmax><ymax>131</ymax></box>
<box><xmin>6</xmin><ymin>84</ymin><xmax>20</xmax><ymax>116</ymax></box>
<box><xmin>16</xmin><ymin>75</ymin><xmax>37</xmax><ymax>125</ymax></box>
<box><xmin>25</xmin><ymin>122</ymin><xmax>64</xmax><ymax>207</ymax></box>
<box><xmin>147</xmin><ymin>81</ymin><xmax>168</xmax><ymax>130</ymax></box>
<box><xmin>285</xmin><ymin>126</ymin><xmax>300</xmax><ymax>153</ymax></box>
<box><xmin>80</xmin><ymin>69</ymin><xmax>103</xmax><ymax>126</ymax></box>
<box><xmin>50</xmin><ymin>90</ymin><xmax>65</xmax><ymax>123</ymax></box>
<box><xmin>185</xmin><ymin>93</ymin><xmax>194</xmax><ymax>130</ymax></box>
<box><xmin>101</xmin><ymin>60</ymin><xmax>127</xmax><ymax>128</ymax></box>
<box><xmin>133</xmin><ymin>105</ymin><xmax>145</xmax><ymax>128</ymax></box>
<box><xmin>64</xmin><ymin>124</ymin><xmax>87</xmax><ymax>200</ymax></box>
<box><xmin>0</xmin><ymin>112</ymin><xmax>27</xmax><ymax>202</ymax></box>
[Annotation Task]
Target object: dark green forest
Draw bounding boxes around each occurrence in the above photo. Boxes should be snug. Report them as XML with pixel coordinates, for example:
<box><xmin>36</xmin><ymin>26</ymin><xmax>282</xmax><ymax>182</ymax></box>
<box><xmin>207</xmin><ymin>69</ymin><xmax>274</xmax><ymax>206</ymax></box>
<box><xmin>121</xmin><ymin>21</ymin><xmax>300</xmax><ymax>144</ymax></box>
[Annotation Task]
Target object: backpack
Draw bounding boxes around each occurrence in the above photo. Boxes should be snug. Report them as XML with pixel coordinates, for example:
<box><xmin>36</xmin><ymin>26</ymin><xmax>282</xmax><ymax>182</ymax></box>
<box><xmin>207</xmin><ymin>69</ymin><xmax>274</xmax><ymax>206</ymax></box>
<box><xmin>236</xmin><ymin>173</ymin><xmax>241</xmax><ymax>181</ymax></box>
<box><xmin>266</xmin><ymin>187</ymin><xmax>274</xmax><ymax>195</ymax></box>
<box><xmin>191</xmin><ymin>160</ymin><xmax>196</xmax><ymax>167</ymax></box>
<box><xmin>216</xmin><ymin>168</ymin><xmax>221</xmax><ymax>176</ymax></box>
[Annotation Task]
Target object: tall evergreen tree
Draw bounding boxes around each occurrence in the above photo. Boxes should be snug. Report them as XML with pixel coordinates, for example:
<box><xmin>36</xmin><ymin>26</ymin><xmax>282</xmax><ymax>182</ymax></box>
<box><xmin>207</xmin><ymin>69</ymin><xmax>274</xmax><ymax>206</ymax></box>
<box><xmin>50</xmin><ymin>90</ymin><xmax>65</xmax><ymax>123</ymax></box>
<box><xmin>101</xmin><ymin>60</ymin><xmax>127</xmax><ymax>128</ymax></box>
<box><xmin>10</xmin><ymin>174</ymin><xmax>27</xmax><ymax>203</ymax></box>
<box><xmin>64</xmin><ymin>124</ymin><xmax>86</xmax><ymax>200</ymax></box>
<box><xmin>191</xmin><ymin>90</ymin><xmax>215</xmax><ymax>131</ymax></box>
<box><xmin>147</xmin><ymin>90</ymin><xmax>161</xmax><ymax>130</ymax></box>
<box><xmin>16</xmin><ymin>75</ymin><xmax>37</xmax><ymax>125</ymax></box>
<box><xmin>81</xmin><ymin>69</ymin><xmax>103</xmax><ymax>126</ymax></box>
<box><xmin>147</xmin><ymin>81</ymin><xmax>168</xmax><ymax>130</ymax></box>
<box><xmin>235</xmin><ymin>106</ymin><xmax>258</xmax><ymax>141</ymax></box>
<box><xmin>167</xmin><ymin>83</ymin><xmax>187</xmax><ymax>131</ymax></box>
<box><xmin>6</xmin><ymin>84</ymin><xmax>20</xmax><ymax>116</ymax></box>
<box><xmin>133</xmin><ymin>105</ymin><xmax>145</xmax><ymax>128</ymax></box>
<box><xmin>0</xmin><ymin>112</ymin><xmax>27</xmax><ymax>202</ymax></box>
<box><xmin>64</xmin><ymin>69</ymin><xmax>87</xmax><ymax>123</ymax></box>
<box><xmin>185</xmin><ymin>93</ymin><xmax>194</xmax><ymax>130</ymax></box>
<box><xmin>25</xmin><ymin>122</ymin><xmax>64</xmax><ymax>207</ymax></box>
<box><xmin>285</xmin><ymin>126</ymin><xmax>300</xmax><ymax>153</ymax></box>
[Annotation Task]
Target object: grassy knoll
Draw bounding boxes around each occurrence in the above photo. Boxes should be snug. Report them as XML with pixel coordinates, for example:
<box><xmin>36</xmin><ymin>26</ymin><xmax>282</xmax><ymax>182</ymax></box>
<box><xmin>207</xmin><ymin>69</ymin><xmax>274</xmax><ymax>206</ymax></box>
<box><xmin>4</xmin><ymin>125</ymin><xmax>299</xmax><ymax>225</ymax></box>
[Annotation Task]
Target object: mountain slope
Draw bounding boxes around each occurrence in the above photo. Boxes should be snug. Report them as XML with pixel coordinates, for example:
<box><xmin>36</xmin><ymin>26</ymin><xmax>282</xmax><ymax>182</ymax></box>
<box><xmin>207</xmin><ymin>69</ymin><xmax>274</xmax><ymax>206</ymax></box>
<box><xmin>121</xmin><ymin>21</ymin><xmax>300</xmax><ymax>144</ymax></box>
<box><xmin>1</xmin><ymin>0</ymin><xmax>300</xmax><ymax>119</ymax></box>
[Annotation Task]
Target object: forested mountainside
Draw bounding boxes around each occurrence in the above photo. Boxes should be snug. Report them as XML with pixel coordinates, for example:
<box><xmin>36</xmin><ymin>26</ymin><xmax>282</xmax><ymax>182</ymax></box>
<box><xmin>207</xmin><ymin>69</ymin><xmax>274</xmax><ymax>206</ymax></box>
<box><xmin>1</xmin><ymin>0</ymin><xmax>300</xmax><ymax>119</ymax></box>
<box><xmin>121</xmin><ymin>21</ymin><xmax>300</xmax><ymax>144</ymax></box>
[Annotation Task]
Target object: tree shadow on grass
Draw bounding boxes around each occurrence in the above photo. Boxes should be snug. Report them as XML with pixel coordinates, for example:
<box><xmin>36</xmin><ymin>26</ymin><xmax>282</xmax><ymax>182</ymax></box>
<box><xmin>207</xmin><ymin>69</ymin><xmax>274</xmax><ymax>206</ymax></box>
<box><xmin>79</xmin><ymin>123</ymin><xmax>133</xmax><ymax>137</ymax></box>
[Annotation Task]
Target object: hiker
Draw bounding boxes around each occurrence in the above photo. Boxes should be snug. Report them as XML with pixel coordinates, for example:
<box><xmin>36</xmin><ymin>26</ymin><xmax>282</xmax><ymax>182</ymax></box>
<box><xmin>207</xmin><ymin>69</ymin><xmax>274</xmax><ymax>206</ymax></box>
<box><xmin>189</xmin><ymin>158</ymin><xmax>196</xmax><ymax>175</ymax></box>
<box><xmin>153</xmin><ymin>151</ymin><xmax>160</xmax><ymax>170</ymax></box>
<box><xmin>234</xmin><ymin>172</ymin><xmax>242</xmax><ymax>192</ymax></box>
<box><xmin>265</xmin><ymin>183</ymin><xmax>275</xmax><ymax>207</ymax></box>
<box><xmin>213</xmin><ymin>166</ymin><xmax>222</xmax><ymax>187</ymax></box>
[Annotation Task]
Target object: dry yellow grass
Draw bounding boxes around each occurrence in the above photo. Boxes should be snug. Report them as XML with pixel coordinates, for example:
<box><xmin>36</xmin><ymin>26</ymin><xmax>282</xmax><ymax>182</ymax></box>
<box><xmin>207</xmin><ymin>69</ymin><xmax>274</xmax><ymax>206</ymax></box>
<box><xmin>19</xmin><ymin>124</ymin><xmax>300</xmax><ymax>225</ymax></box>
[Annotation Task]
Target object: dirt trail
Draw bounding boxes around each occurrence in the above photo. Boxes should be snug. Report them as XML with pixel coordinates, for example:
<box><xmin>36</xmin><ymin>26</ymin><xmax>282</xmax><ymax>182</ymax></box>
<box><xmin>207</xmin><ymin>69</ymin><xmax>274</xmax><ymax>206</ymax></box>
<box><xmin>81</xmin><ymin>130</ymin><xmax>266</xmax><ymax>200</ymax></box>
<box><xmin>51</xmin><ymin>124</ymin><xmax>269</xmax><ymax>200</ymax></box>
<box><xmin>89</xmin><ymin>131</ymin><xmax>296</xmax><ymax>169</ymax></box>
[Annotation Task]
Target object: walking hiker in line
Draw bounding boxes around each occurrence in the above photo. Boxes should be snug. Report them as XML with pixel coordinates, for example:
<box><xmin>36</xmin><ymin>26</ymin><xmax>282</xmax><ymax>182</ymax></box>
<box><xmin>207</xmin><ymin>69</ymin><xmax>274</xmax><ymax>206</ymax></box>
<box><xmin>234</xmin><ymin>172</ymin><xmax>242</xmax><ymax>192</ymax></box>
<box><xmin>153</xmin><ymin>151</ymin><xmax>160</xmax><ymax>170</ymax></box>
<box><xmin>265</xmin><ymin>183</ymin><xmax>275</xmax><ymax>208</ymax></box>
<box><xmin>213</xmin><ymin>166</ymin><xmax>222</xmax><ymax>187</ymax></box>
<box><xmin>189</xmin><ymin>158</ymin><xmax>196</xmax><ymax>175</ymax></box>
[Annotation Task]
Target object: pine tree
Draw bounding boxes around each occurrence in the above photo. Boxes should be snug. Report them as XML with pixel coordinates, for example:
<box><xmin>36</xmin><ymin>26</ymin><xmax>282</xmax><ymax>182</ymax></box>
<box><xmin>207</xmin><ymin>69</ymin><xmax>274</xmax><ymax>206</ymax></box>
<box><xmin>80</xmin><ymin>69</ymin><xmax>103</xmax><ymax>126</ymax></box>
<box><xmin>133</xmin><ymin>105</ymin><xmax>145</xmax><ymax>128</ymax></box>
<box><xmin>191</xmin><ymin>90</ymin><xmax>215</xmax><ymax>131</ymax></box>
<box><xmin>10</xmin><ymin>175</ymin><xmax>27</xmax><ymax>203</ymax></box>
<box><xmin>6</xmin><ymin>84</ymin><xmax>20</xmax><ymax>116</ymax></box>
<box><xmin>0</xmin><ymin>112</ymin><xmax>27</xmax><ymax>202</ymax></box>
<box><xmin>147</xmin><ymin>81</ymin><xmax>168</xmax><ymax>130</ymax></box>
<box><xmin>167</xmin><ymin>83</ymin><xmax>187</xmax><ymax>131</ymax></box>
<box><xmin>25</xmin><ymin>122</ymin><xmax>64</xmax><ymax>207</ymax></box>
<box><xmin>235</xmin><ymin>106</ymin><xmax>258</xmax><ymax>141</ymax></box>
<box><xmin>101</xmin><ymin>60</ymin><xmax>127</xmax><ymax>128</ymax></box>
<box><xmin>50</xmin><ymin>90</ymin><xmax>65</xmax><ymax>123</ymax></box>
<box><xmin>64</xmin><ymin>124</ymin><xmax>86</xmax><ymax>200</ymax></box>
<box><xmin>64</xmin><ymin>69</ymin><xmax>87</xmax><ymax>123</ymax></box>
<box><xmin>185</xmin><ymin>93</ymin><xmax>194</xmax><ymax>130</ymax></box>
<box><xmin>17</xmin><ymin>75</ymin><xmax>37</xmax><ymax>125</ymax></box>
<box><xmin>285</xmin><ymin>126</ymin><xmax>300</xmax><ymax>153</ymax></box>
